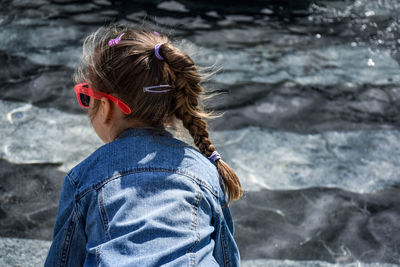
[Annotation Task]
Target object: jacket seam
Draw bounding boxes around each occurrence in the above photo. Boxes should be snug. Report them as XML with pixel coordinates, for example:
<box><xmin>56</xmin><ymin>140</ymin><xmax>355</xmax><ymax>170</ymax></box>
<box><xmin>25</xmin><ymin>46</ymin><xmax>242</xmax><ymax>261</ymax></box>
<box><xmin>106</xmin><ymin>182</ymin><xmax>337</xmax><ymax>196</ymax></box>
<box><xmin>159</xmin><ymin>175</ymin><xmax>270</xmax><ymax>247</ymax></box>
<box><xmin>64</xmin><ymin>173</ymin><xmax>85</xmax><ymax>222</ymax></box>
<box><xmin>187</xmin><ymin>190</ymin><xmax>202</xmax><ymax>267</ymax></box>
<box><xmin>74</xmin><ymin>168</ymin><xmax>219</xmax><ymax>201</ymax></box>
<box><xmin>59</xmin><ymin>208</ymin><xmax>77</xmax><ymax>267</ymax></box>
<box><xmin>66</xmin><ymin>173</ymin><xmax>78</xmax><ymax>188</ymax></box>
<box><xmin>187</xmin><ymin>190</ymin><xmax>202</xmax><ymax>252</ymax></box>
<box><xmin>96</xmin><ymin>245</ymin><xmax>102</xmax><ymax>267</ymax></box>
<box><xmin>97</xmin><ymin>187</ymin><xmax>111</xmax><ymax>241</ymax></box>
<box><xmin>220</xmin><ymin>221</ymin><xmax>231</xmax><ymax>267</ymax></box>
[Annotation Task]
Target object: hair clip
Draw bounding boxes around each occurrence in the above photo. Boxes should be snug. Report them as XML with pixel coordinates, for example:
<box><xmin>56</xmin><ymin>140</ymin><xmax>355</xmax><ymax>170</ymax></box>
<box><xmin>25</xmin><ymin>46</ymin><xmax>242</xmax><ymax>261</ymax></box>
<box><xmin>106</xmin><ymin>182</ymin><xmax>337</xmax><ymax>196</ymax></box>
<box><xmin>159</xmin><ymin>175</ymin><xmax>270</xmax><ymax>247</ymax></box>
<box><xmin>108</xmin><ymin>33</ymin><xmax>125</xmax><ymax>47</ymax></box>
<box><xmin>153</xmin><ymin>31</ymin><xmax>160</xmax><ymax>36</ymax></box>
<box><xmin>143</xmin><ymin>85</ymin><xmax>172</xmax><ymax>93</ymax></box>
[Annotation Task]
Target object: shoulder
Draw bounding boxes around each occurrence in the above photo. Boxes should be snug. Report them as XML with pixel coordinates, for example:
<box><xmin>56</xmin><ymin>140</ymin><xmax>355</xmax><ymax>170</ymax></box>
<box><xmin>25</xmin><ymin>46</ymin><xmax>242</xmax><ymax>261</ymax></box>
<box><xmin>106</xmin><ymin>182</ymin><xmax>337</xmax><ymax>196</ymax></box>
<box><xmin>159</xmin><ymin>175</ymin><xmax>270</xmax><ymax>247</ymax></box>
<box><xmin>66</xmin><ymin>140</ymin><xmax>122</xmax><ymax>192</ymax></box>
<box><xmin>181</xmin><ymin>146</ymin><xmax>222</xmax><ymax>197</ymax></box>
<box><xmin>67</xmin><ymin>134</ymin><xmax>222</xmax><ymax>200</ymax></box>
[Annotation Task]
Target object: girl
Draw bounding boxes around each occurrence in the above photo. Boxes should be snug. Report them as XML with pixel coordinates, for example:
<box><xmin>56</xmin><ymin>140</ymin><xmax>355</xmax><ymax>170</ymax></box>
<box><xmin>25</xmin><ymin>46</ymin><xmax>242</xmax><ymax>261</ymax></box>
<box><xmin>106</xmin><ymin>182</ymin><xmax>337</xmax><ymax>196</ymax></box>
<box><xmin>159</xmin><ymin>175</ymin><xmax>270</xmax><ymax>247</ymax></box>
<box><xmin>45</xmin><ymin>25</ymin><xmax>243</xmax><ymax>267</ymax></box>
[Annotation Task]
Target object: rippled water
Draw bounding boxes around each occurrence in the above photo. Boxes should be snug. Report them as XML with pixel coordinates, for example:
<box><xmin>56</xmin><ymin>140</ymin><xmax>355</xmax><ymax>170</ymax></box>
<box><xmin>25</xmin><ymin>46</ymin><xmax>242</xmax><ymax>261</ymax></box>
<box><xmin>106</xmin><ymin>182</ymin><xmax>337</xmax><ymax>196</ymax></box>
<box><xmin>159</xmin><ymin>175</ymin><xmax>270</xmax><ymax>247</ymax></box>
<box><xmin>0</xmin><ymin>0</ymin><xmax>400</xmax><ymax>266</ymax></box>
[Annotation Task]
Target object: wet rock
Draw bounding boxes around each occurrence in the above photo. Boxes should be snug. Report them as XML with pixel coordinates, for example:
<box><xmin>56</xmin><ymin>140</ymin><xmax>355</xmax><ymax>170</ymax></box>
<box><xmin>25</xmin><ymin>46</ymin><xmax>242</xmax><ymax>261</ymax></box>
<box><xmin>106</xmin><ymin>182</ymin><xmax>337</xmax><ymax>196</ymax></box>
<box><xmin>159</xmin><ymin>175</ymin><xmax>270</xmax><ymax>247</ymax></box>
<box><xmin>205</xmin><ymin>10</ymin><xmax>219</xmax><ymax>18</ymax></box>
<box><xmin>208</xmin><ymin>126</ymin><xmax>400</xmax><ymax>193</ymax></box>
<box><xmin>12</xmin><ymin>0</ymin><xmax>48</xmax><ymax>8</ymax></box>
<box><xmin>0</xmin><ymin>159</ymin><xmax>64</xmax><ymax>240</ymax></box>
<box><xmin>205</xmin><ymin>82</ymin><xmax>400</xmax><ymax>133</ymax></box>
<box><xmin>93</xmin><ymin>0</ymin><xmax>111</xmax><ymax>6</ymax></box>
<box><xmin>157</xmin><ymin>1</ymin><xmax>189</xmax><ymax>13</ymax></box>
<box><xmin>217</xmin><ymin>15</ymin><xmax>254</xmax><ymax>27</ymax></box>
<box><xmin>51</xmin><ymin>3</ymin><xmax>98</xmax><ymax>14</ymax></box>
<box><xmin>126</xmin><ymin>11</ymin><xmax>148</xmax><ymax>22</ymax></box>
<box><xmin>154</xmin><ymin>16</ymin><xmax>211</xmax><ymax>30</ymax></box>
<box><xmin>71</xmin><ymin>12</ymin><xmax>115</xmax><ymax>24</ymax></box>
<box><xmin>229</xmin><ymin>187</ymin><xmax>400</xmax><ymax>264</ymax></box>
<box><xmin>192</xmin><ymin>28</ymin><xmax>273</xmax><ymax>47</ymax></box>
<box><xmin>1</xmin><ymin>68</ymin><xmax>81</xmax><ymax>114</ymax></box>
<box><xmin>50</xmin><ymin>0</ymin><xmax>80</xmax><ymax>3</ymax></box>
<box><xmin>261</xmin><ymin>8</ymin><xmax>273</xmax><ymax>15</ymax></box>
<box><xmin>100</xmin><ymin>9</ymin><xmax>118</xmax><ymax>16</ymax></box>
<box><xmin>0</xmin><ymin>99</ymin><xmax>102</xmax><ymax>171</ymax></box>
<box><xmin>0</xmin><ymin>52</ymin><xmax>41</xmax><ymax>83</ymax></box>
<box><xmin>0</xmin><ymin>238</ymin><xmax>51</xmax><ymax>267</ymax></box>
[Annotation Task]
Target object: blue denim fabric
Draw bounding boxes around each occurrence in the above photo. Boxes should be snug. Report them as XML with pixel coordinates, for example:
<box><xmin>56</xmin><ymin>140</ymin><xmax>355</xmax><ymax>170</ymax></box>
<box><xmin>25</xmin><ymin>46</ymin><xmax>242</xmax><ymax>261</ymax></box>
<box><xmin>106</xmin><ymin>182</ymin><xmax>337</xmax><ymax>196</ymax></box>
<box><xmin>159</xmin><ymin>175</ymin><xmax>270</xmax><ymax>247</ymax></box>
<box><xmin>45</xmin><ymin>127</ymin><xmax>240</xmax><ymax>267</ymax></box>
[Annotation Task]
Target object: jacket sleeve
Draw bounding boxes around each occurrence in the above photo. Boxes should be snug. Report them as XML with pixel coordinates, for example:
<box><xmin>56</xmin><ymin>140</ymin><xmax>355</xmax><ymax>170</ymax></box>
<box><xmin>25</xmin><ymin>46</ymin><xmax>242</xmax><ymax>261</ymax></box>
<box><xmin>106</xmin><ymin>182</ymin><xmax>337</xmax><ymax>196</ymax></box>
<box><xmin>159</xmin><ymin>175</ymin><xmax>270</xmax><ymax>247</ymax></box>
<box><xmin>45</xmin><ymin>174</ymin><xmax>87</xmax><ymax>267</ymax></box>
<box><xmin>221</xmin><ymin>203</ymin><xmax>241</xmax><ymax>267</ymax></box>
<box><xmin>211</xmin><ymin>191</ymin><xmax>241</xmax><ymax>267</ymax></box>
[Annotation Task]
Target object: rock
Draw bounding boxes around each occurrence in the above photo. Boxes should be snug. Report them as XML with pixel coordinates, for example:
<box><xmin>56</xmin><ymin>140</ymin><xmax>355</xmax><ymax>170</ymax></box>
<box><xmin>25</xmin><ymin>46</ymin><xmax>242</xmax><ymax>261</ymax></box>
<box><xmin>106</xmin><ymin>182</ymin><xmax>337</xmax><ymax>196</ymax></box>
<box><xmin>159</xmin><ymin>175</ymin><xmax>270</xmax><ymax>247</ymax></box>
<box><xmin>0</xmin><ymin>238</ymin><xmax>51</xmax><ymax>267</ymax></box>
<box><xmin>230</xmin><ymin>187</ymin><xmax>400</xmax><ymax>263</ymax></box>
<box><xmin>157</xmin><ymin>1</ymin><xmax>189</xmax><ymax>13</ymax></box>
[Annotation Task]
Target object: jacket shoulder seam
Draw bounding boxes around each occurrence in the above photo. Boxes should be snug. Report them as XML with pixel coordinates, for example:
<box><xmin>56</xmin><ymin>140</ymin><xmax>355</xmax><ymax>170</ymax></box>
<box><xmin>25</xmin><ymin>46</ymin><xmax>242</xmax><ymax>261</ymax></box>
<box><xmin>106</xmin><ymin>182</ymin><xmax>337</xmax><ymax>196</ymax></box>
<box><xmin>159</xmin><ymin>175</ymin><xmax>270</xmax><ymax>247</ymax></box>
<box><xmin>74</xmin><ymin>167</ymin><xmax>219</xmax><ymax>201</ymax></box>
<box><xmin>97</xmin><ymin>187</ymin><xmax>111</xmax><ymax>240</ymax></box>
<box><xmin>66</xmin><ymin>173</ymin><xmax>78</xmax><ymax>188</ymax></box>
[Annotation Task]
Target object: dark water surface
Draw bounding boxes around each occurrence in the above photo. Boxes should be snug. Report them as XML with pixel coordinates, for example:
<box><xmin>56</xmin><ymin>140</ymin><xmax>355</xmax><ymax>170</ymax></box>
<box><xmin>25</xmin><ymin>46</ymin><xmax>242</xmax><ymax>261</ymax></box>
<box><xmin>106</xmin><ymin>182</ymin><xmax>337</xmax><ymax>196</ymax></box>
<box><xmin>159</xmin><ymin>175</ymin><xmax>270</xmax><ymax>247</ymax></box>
<box><xmin>0</xmin><ymin>0</ymin><xmax>400</xmax><ymax>266</ymax></box>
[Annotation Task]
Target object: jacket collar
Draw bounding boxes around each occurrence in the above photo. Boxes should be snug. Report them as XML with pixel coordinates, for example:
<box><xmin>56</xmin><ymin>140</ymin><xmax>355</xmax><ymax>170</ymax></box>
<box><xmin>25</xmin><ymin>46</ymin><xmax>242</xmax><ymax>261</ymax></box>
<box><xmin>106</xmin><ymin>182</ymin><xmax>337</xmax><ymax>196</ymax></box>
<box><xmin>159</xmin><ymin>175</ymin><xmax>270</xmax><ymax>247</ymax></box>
<box><xmin>115</xmin><ymin>127</ymin><xmax>174</xmax><ymax>140</ymax></box>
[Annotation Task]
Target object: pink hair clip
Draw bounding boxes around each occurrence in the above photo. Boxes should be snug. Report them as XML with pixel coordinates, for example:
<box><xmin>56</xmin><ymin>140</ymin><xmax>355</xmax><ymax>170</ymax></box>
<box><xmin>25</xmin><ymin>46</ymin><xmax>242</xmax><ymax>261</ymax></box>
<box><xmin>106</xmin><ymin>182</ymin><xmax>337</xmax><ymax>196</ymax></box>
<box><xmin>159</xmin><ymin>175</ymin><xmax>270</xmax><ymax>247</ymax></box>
<box><xmin>108</xmin><ymin>33</ymin><xmax>125</xmax><ymax>47</ymax></box>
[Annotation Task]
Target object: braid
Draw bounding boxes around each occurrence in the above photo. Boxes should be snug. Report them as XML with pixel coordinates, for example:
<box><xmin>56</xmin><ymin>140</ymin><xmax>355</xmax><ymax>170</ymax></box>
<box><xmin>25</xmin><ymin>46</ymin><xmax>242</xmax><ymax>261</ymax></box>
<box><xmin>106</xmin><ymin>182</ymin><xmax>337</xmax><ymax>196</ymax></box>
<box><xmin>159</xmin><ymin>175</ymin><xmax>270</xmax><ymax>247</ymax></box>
<box><xmin>160</xmin><ymin>43</ymin><xmax>243</xmax><ymax>206</ymax></box>
<box><xmin>175</xmin><ymin>78</ymin><xmax>214</xmax><ymax>155</ymax></box>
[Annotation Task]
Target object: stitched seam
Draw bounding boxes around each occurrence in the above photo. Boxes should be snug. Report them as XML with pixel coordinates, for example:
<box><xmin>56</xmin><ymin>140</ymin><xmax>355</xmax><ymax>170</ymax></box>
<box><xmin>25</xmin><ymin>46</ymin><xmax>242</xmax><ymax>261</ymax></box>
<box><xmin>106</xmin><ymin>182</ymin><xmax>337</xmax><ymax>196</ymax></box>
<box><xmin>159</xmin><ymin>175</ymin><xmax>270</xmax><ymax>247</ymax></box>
<box><xmin>59</xmin><ymin>209</ymin><xmax>77</xmax><ymax>267</ymax></box>
<box><xmin>74</xmin><ymin>198</ymin><xmax>85</xmax><ymax>223</ymax></box>
<box><xmin>96</xmin><ymin>245</ymin><xmax>101</xmax><ymax>267</ymax></box>
<box><xmin>187</xmin><ymin>190</ymin><xmax>202</xmax><ymax>253</ymax></box>
<box><xmin>75</xmin><ymin>168</ymin><xmax>219</xmax><ymax>200</ymax></box>
<box><xmin>66</xmin><ymin>173</ymin><xmax>78</xmax><ymax>188</ymax></box>
<box><xmin>98</xmin><ymin>188</ymin><xmax>111</xmax><ymax>241</ymax></box>
<box><xmin>220</xmin><ymin>222</ymin><xmax>231</xmax><ymax>267</ymax></box>
<box><xmin>188</xmin><ymin>252</ymin><xmax>196</xmax><ymax>267</ymax></box>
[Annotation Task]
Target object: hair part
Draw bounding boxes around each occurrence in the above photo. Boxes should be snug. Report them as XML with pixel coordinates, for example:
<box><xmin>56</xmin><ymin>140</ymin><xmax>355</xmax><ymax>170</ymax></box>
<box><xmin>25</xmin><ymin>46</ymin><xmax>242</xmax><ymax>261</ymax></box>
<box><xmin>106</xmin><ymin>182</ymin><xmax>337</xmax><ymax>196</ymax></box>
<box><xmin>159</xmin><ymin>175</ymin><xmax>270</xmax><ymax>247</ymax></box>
<box><xmin>74</xmin><ymin>25</ymin><xmax>243</xmax><ymax>205</ymax></box>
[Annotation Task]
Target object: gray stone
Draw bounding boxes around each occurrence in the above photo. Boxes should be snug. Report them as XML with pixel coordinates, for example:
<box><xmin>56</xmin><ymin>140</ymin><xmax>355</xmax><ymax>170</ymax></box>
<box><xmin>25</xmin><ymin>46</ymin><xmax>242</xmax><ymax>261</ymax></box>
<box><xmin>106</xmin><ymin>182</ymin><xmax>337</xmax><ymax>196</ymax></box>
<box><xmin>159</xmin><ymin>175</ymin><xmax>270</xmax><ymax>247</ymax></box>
<box><xmin>157</xmin><ymin>1</ymin><xmax>189</xmax><ymax>13</ymax></box>
<box><xmin>0</xmin><ymin>238</ymin><xmax>51</xmax><ymax>267</ymax></box>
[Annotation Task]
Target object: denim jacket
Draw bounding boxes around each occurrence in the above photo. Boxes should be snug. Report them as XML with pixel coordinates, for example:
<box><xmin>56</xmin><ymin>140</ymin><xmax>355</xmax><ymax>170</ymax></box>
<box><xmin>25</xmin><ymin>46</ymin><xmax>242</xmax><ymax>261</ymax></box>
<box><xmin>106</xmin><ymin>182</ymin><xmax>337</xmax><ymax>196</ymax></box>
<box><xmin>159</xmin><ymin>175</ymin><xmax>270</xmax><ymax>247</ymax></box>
<box><xmin>45</xmin><ymin>127</ymin><xmax>240</xmax><ymax>267</ymax></box>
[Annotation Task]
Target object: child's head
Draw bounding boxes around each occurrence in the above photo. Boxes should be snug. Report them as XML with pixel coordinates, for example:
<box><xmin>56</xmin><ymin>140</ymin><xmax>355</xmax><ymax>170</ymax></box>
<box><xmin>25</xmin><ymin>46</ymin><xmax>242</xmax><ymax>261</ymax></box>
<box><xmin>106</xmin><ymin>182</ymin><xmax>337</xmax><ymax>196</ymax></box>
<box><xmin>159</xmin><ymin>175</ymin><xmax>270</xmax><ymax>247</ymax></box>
<box><xmin>74</xmin><ymin>24</ymin><xmax>243</xmax><ymax>204</ymax></box>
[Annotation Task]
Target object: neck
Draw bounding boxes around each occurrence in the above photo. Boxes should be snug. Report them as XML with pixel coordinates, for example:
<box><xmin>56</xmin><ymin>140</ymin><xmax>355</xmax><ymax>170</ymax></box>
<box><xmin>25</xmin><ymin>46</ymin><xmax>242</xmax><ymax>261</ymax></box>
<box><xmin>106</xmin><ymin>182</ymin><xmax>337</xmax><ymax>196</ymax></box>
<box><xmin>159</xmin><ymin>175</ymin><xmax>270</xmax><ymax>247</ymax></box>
<box><xmin>108</xmin><ymin>119</ymin><xmax>162</xmax><ymax>143</ymax></box>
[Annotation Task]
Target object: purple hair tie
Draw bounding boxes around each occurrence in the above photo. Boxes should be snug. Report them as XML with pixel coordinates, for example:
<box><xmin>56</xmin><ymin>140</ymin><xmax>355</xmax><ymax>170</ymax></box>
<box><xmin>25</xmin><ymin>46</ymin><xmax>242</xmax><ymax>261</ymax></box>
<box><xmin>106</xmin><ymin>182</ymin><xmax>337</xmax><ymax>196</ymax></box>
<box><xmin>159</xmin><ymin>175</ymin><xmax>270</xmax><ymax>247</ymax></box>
<box><xmin>108</xmin><ymin>33</ymin><xmax>125</xmax><ymax>47</ymax></box>
<box><xmin>153</xmin><ymin>31</ymin><xmax>160</xmax><ymax>36</ymax></box>
<box><xmin>208</xmin><ymin>150</ymin><xmax>221</xmax><ymax>162</ymax></box>
<box><xmin>143</xmin><ymin>85</ymin><xmax>172</xmax><ymax>93</ymax></box>
<box><xmin>154</xmin><ymin>43</ymin><xmax>164</xmax><ymax>60</ymax></box>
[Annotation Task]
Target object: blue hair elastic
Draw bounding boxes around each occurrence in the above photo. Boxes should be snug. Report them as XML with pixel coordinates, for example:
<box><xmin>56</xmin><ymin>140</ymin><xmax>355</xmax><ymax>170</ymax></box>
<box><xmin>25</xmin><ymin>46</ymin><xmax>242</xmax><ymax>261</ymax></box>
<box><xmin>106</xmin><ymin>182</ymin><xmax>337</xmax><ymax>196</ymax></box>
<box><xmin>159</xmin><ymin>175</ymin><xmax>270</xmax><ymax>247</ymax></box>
<box><xmin>208</xmin><ymin>150</ymin><xmax>221</xmax><ymax>162</ymax></box>
<box><xmin>154</xmin><ymin>43</ymin><xmax>164</xmax><ymax>60</ymax></box>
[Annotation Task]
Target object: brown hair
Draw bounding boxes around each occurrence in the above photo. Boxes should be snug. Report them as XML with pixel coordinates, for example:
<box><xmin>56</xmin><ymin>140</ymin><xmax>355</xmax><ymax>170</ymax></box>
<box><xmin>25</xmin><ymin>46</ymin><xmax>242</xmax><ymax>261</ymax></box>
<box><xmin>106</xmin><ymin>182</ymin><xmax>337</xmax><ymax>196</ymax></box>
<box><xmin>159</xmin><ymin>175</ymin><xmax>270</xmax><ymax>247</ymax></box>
<box><xmin>74</xmin><ymin>25</ymin><xmax>243</xmax><ymax>205</ymax></box>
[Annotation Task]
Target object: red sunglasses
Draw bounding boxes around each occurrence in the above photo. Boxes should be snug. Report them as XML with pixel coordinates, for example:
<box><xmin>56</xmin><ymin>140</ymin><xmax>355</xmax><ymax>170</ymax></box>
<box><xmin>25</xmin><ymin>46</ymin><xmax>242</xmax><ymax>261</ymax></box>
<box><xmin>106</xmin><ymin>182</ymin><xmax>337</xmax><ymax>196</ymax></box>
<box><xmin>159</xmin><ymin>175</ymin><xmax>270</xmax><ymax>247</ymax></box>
<box><xmin>74</xmin><ymin>83</ymin><xmax>132</xmax><ymax>114</ymax></box>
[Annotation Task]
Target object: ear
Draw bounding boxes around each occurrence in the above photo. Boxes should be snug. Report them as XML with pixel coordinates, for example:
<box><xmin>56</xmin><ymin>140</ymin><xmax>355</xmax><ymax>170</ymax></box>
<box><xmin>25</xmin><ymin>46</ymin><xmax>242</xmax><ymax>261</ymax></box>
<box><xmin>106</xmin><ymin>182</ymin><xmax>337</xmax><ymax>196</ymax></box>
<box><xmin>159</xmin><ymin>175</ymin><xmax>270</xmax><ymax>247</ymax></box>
<box><xmin>99</xmin><ymin>97</ymin><xmax>112</xmax><ymax>124</ymax></box>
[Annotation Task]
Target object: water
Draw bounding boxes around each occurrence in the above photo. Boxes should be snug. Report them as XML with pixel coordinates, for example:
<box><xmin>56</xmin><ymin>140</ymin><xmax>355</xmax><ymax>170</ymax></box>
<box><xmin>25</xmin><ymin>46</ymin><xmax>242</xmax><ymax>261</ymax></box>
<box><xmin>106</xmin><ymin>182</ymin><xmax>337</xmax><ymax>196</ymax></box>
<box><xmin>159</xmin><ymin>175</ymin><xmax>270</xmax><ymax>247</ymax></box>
<box><xmin>0</xmin><ymin>0</ymin><xmax>399</xmax><ymax>266</ymax></box>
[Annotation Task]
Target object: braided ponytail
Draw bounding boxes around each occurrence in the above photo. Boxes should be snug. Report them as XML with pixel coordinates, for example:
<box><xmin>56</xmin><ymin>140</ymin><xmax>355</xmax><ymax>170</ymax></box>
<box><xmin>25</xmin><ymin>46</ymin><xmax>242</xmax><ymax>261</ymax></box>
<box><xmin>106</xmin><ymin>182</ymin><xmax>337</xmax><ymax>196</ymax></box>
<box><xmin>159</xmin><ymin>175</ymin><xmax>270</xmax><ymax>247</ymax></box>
<box><xmin>159</xmin><ymin>42</ymin><xmax>243</xmax><ymax>206</ymax></box>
